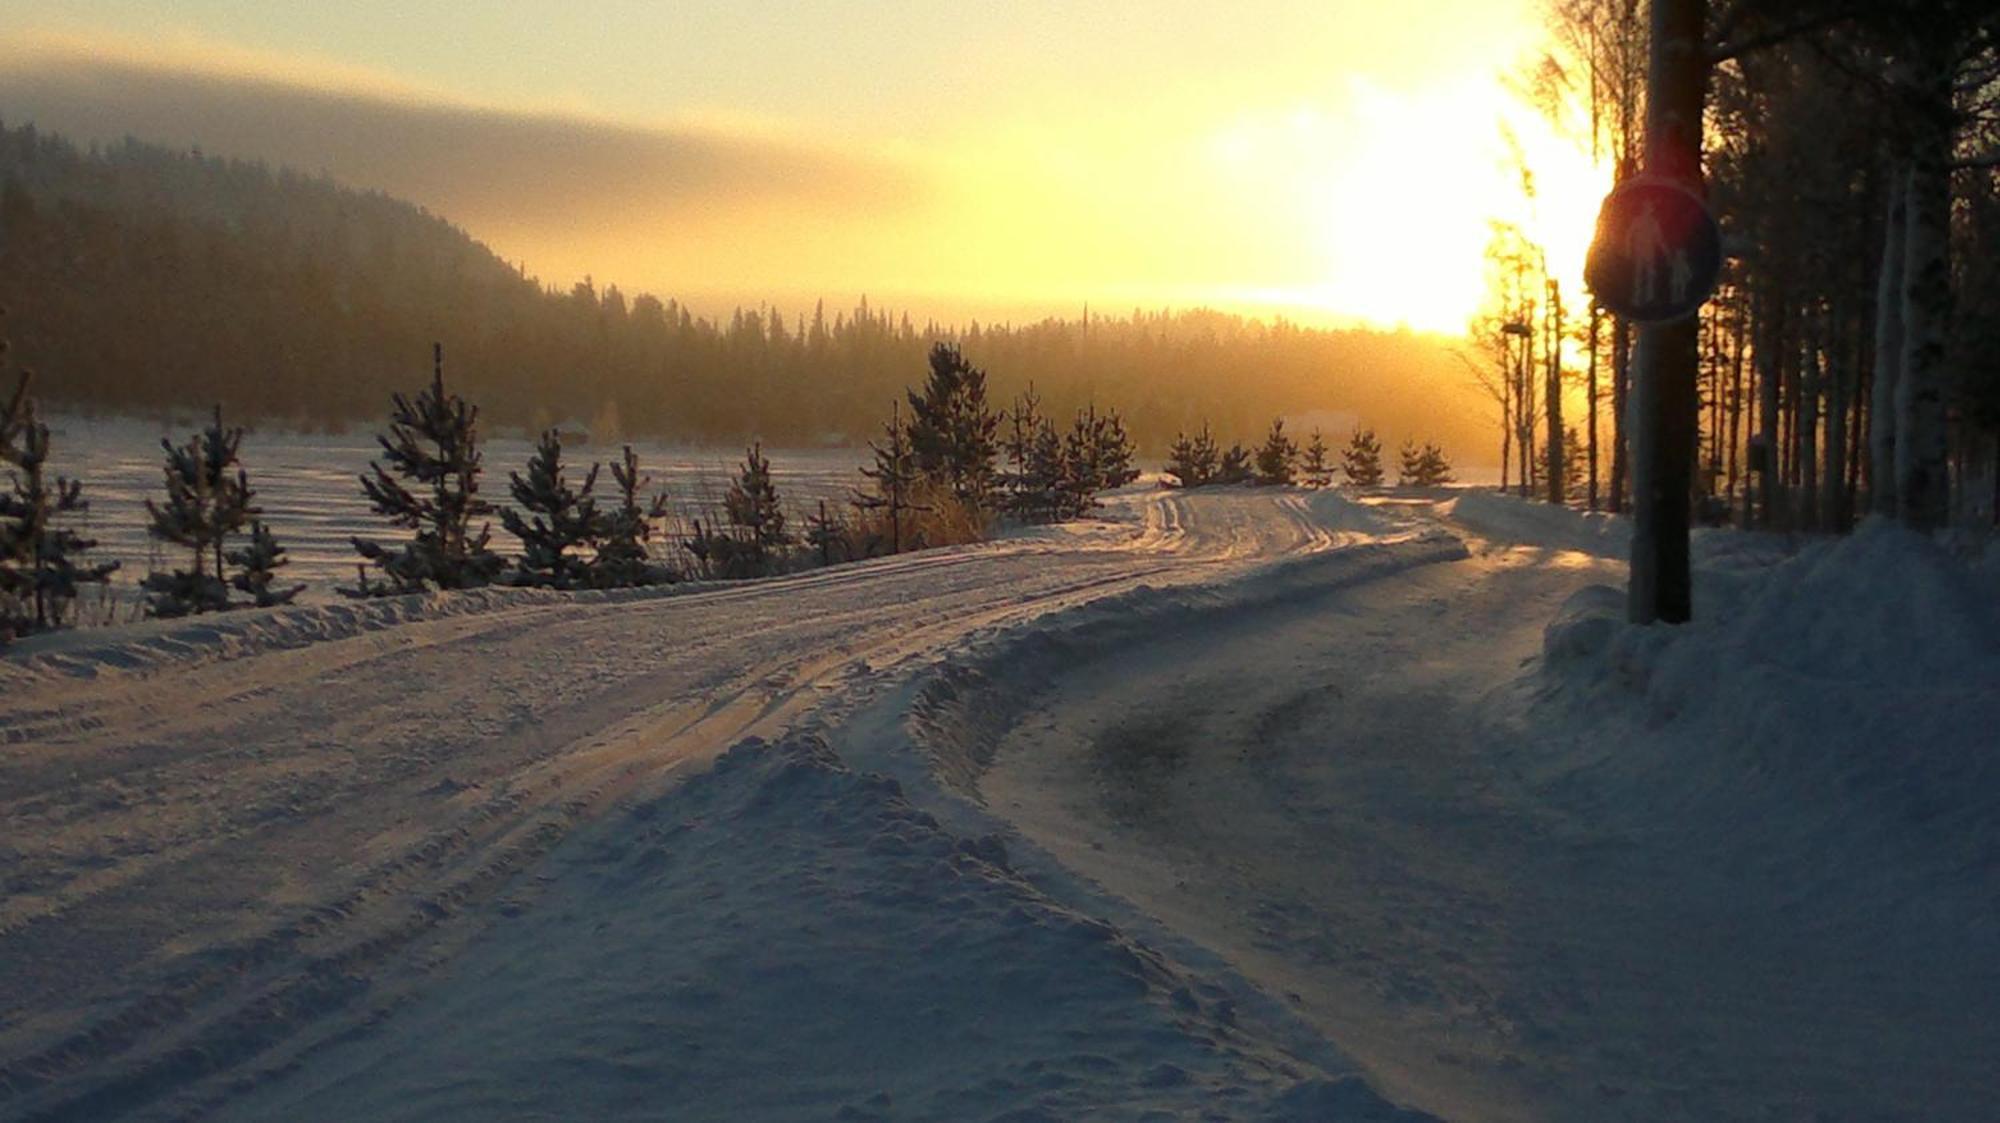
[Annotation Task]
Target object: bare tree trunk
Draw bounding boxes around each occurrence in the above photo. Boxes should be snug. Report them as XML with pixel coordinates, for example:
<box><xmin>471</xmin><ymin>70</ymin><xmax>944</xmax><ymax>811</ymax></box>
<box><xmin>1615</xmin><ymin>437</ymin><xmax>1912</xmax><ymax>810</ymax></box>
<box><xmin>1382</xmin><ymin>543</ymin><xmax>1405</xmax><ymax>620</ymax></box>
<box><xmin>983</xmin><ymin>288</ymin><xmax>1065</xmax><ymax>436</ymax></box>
<box><xmin>1824</xmin><ymin>302</ymin><xmax>1851</xmax><ymax>533</ymax></box>
<box><xmin>1726</xmin><ymin>299</ymin><xmax>1744</xmax><ymax>515</ymax></box>
<box><xmin>1757</xmin><ymin>293</ymin><xmax>1785</xmax><ymax>529</ymax></box>
<box><xmin>1799</xmin><ymin>314</ymin><xmax>1821</xmax><ymax>532</ymax></box>
<box><xmin>1871</xmin><ymin>173</ymin><xmax>1906</xmax><ymax>518</ymax></box>
<box><xmin>1546</xmin><ymin>280</ymin><xmax>1566</xmax><ymax>504</ymax></box>
<box><xmin>1588</xmin><ymin>304</ymin><xmax>1602</xmax><ymax>509</ymax></box>
<box><xmin>1610</xmin><ymin>314</ymin><xmax>1630</xmax><ymax>512</ymax></box>
<box><xmin>1898</xmin><ymin>101</ymin><xmax>1952</xmax><ymax>531</ymax></box>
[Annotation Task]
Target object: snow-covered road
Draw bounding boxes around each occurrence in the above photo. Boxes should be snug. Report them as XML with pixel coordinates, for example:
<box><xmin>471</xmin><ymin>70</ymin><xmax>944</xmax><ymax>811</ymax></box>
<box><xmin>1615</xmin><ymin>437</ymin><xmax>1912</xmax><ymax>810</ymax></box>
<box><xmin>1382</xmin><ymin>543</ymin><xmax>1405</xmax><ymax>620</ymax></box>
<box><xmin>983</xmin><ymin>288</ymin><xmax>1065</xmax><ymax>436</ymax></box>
<box><xmin>4</xmin><ymin>486</ymin><xmax>1994</xmax><ymax>1121</ymax></box>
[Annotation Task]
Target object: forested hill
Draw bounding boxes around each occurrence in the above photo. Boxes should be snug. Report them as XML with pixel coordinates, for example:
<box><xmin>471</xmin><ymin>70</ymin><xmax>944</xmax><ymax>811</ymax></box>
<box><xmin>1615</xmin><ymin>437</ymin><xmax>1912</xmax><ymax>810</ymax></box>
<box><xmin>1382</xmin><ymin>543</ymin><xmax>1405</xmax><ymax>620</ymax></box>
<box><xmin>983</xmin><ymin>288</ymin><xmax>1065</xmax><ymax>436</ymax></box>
<box><xmin>0</xmin><ymin>120</ymin><xmax>1485</xmax><ymax>453</ymax></box>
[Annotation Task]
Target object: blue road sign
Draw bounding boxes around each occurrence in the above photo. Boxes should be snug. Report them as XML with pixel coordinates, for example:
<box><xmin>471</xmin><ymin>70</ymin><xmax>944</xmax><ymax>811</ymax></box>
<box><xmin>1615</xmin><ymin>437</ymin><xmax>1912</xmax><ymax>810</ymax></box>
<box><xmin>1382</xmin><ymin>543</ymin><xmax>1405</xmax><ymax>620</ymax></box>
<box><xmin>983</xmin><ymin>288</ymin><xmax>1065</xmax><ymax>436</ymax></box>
<box><xmin>1585</xmin><ymin>176</ymin><xmax>1722</xmax><ymax>323</ymax></box>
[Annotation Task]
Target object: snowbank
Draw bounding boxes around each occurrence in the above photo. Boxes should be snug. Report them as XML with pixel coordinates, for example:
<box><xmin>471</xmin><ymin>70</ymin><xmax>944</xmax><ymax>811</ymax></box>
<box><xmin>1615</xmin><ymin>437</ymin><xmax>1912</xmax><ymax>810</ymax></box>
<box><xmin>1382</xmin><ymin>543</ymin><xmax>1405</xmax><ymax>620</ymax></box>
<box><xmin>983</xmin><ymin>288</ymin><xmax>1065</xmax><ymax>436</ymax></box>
<box><xmin>216</xmin><ymin>735</ymin><xmax>1435</xmax><ymax>1122</ymax></box>
<box><xmin>1534</xmin><ymin>518</ymin><xmax>2000</xmax><ymax>903</ymax></box>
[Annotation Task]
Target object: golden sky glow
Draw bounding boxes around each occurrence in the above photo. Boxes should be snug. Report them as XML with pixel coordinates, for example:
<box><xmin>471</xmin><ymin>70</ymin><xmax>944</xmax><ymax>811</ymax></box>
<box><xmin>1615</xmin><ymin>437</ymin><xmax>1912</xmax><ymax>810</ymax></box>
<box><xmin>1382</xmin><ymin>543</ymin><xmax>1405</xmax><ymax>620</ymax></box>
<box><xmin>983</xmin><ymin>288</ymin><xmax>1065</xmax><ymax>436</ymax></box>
<box><xmin>0</xmin><ymin>3</ymin><xmax>1609</xmax><ymax>334</ymax></box>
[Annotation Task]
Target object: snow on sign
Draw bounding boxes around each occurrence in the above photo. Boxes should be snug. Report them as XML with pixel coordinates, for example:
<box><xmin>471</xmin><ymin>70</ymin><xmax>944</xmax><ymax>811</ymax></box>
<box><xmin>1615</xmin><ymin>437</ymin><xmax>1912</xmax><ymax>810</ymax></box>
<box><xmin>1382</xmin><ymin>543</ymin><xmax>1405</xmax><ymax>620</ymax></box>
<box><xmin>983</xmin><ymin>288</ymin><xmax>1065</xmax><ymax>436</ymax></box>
<box><xmin>1585</xmin><ymin>176</ymin><xmax>1722</xmax><ymax>323</ymax></box>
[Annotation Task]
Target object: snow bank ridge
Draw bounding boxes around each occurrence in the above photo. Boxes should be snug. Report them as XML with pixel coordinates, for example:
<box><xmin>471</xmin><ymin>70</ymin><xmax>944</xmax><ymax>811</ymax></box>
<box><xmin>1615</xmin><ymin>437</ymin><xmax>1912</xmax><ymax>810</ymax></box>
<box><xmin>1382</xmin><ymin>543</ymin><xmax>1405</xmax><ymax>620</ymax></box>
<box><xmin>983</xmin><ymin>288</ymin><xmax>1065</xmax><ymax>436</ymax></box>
<box><xmin>1535</xmin><ymin>519</ymin><xmax>2000</xmax><ymax>900</ymax></box>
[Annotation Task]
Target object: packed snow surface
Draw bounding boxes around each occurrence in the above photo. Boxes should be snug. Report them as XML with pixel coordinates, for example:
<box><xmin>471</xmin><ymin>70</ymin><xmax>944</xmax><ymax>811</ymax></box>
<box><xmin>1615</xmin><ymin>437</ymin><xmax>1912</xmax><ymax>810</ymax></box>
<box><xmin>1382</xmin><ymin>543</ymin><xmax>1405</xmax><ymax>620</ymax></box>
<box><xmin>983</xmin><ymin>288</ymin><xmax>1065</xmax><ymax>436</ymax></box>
<box><xmin>3</xmin><ymin>484</ymin><xmax>1995</xmax><ymax>1121</ymax></box>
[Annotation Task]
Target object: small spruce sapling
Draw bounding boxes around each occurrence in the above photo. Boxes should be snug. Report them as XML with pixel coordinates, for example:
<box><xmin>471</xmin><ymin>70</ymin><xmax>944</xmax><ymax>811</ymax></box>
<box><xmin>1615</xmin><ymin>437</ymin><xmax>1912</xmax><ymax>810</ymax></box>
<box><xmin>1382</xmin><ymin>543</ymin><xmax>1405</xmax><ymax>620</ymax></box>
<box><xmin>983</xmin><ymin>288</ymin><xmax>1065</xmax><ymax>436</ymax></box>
<box><xmin>1342</xmin><ymin>428</ymin><xmax>1385</xmax><ymax>487</ymax></box>
<box><xmin>1254</xmin><ymin>418</ymin><xmax>1299</xmax><ymax>485</ymax></box>
<box><xmin>726</xmin><ymin>442</ymin><xmax>788</xmax><ymax>557</ymax></box>
<box><xmin>854</xmin><ymin>401</ymin><xmax>926</xmax><ymax>554</ymax></box>
<box><xmin>0</xmin><ymin>360</ymin><xmax>116</xmax><ymax>640</ymax></box>
<box><xmin>1301</xmin><ymin>428</ymin><xmax>1333</xmax><ymax>488</ymax></box>
<box><xmin>348</xmin><ymin>344</ymin><xmax>505</xmax><ymax>596</ymax></box>
<box><xmin>1164</xmin><ymin>424</ymin><xmax>1220</xmax><ymax>488</ymax></box>
<box><xmin>229</xmin><ymin>520</ymin><xmax>305</xmax><ymax>607</ymax></box>
<box><xmin>1397</xmin><ymin>439</ymin><xmax>1425</xmax><ymax>487</ymax></box>
<box><xmin>142</xmin><ymin>405</ymin><xmax>254</xmax><ymax>617</ymax></box>
<box><xmin>1418</xmin><ymin>442</ymin><xmax>1455</xmax><ymax>487</ymax></box>
<box><xmin>1216</xmin><ymin>442</ymin><xmax>1254</xmax><ymax>485</ymax></box>
<box><xmin>591</xmin><ymin>445</ymin><xmax>671</xmax><ymax>587</ymax></box>
<box><xmin>502</xmin><ymin>428</ymin><xmax>601</xmax><ymax>589</ymax></box>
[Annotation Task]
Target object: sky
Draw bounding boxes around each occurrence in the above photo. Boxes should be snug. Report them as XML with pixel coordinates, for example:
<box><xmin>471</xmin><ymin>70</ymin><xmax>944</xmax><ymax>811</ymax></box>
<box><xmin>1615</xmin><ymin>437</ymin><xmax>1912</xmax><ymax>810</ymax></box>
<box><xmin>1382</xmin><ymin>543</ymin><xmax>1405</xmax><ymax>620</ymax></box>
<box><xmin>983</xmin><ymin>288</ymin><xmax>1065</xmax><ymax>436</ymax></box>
<box><xmin>0</xmin><ymin>2</ymin><xmax>1605</xmax><ymax>333</ymax></box>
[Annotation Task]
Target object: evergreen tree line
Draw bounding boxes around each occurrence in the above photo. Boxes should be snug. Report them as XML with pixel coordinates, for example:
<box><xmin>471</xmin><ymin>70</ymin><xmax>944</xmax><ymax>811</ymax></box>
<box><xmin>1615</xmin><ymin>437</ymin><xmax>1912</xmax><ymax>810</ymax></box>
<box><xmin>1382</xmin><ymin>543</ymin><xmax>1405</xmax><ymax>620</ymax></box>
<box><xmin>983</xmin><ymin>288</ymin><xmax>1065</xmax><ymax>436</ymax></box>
<box><xmin>0</xmin><ymin>337</ymin><xmax>1155</xmax><ymax>643</ymax></box>
<box><xmin>1163</xmin><ymin>419</ymin><xmax>1453</xmax><ymax>489</ymax></box>
<box><xmin>1481</xmin><ymin>0</ymin><xmax>2000</xmax><ymax>532</ymax></box>
<box><xmin>0</xmin><ymin>122</ymin><xmax>1484</xmax><ymax>459</ymax></box>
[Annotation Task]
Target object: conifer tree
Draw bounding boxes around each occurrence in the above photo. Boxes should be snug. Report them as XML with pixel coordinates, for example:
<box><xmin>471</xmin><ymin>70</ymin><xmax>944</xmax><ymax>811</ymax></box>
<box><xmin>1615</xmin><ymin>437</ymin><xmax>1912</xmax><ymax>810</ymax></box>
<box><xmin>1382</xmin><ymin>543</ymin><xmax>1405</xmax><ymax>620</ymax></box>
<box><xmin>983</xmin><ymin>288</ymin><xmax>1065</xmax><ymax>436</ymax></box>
<box><xmin>1560</xmin><ymin>423</ymin><xmax>1585</xmax><ymax>503</ymax></box>
<box><xmin>143</xmin><ymin>406</ymin><xmax>254</xmax><ymax>617</ymax></box>
<box><xmin>348</xmin><ymin>344</ymin><xmax>505</xmax><ymax>596</ymax></box>
<box><xmin>1</xmin><ymin>363</ymin><xmax>116</xmax><ymax>640</ymax></box>
<box><xmin>1059</xmin><ymin>407</ymin><xmax>1105</xmax><ymax>516</ymax></box>
<box><xmin>1301</xmin><ymin>428</ymin><xmax>1333</xmax><ymax>488</ymax></box>
<box><xmin>1165</xmin><ymin>424</ymin><xmax>1220</xmax><ymax>488</ymax></box>
<box><xmin>1093</xmin><ymin>408</ymin><xmax>1140</xmax><ymax>490</ymax></box>
<box><xmin>805</xmin><ymin>499</ymin><xmax>846</xmax><ymax>567</ymax></box>
<box><xmin>855</xmin><ymin>401</ymin><xmax>925</xmax><ymax>553</ymax></box>
<box><xmin>1216</xmin><ymin>442</ymin><xmax>1254</xmax><ymax>485</ymax></box>
<box><xmin>1004</xmin><ymin>384</ymin><xmax>1042</xmax><ymax>508</ymax></box>
<box><xmin>1397</xmin><ymin>439</ymin><xmax>1426</xmax><ymax>487</ymax></box>
<box><xmin>1417</xmin><ymin>442</ymin><xmax>1455</xmax><ymax>487</ymax></box>
<box><xmin>723</xmin><ymin>441</ymin><xmax>789</xmax><ymax>572</ymax></box>
<box><xmin>502</xmin><ymin>429</ymin><xmax>602</xmax><ymax>589</ymax></box>
<box><xmin>905</xmin><ymin>343</ymin><xmax>999</xmax><ymax>509</ymax></box>
<box><xmin>591</xmin><ymin>444</ymin><xmax>671</xmax><ymax>587</ymax></box>
<box><xmin>1254</xmin><ymin>417</ymin><xmax>1299</xmax><ymax>485</ymax></box>
<box><xmin>1342</xmin><ymin>428</ymin><xmax>1385</xmax><ymax>487</ymax></box>
<box><xmin>229</xmin><ymin>520</ymin><xmax>304</xmax><ymax>607</ymax></box>
<box><xmin>1023</xmin><ymin>417</ymin><xmax>1068</xmax><ymax>520</ymax></box>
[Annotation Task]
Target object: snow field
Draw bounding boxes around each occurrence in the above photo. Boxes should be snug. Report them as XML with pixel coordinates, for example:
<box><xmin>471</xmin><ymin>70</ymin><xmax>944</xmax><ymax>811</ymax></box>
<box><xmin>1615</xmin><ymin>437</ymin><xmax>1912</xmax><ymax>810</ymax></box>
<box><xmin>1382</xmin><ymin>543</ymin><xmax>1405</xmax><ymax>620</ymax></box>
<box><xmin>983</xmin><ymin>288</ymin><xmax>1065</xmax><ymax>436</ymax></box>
<box><xmin>8</xmin><ymin>483</ymin><xmax>1995</xmax><ymax>1121</ymax></box>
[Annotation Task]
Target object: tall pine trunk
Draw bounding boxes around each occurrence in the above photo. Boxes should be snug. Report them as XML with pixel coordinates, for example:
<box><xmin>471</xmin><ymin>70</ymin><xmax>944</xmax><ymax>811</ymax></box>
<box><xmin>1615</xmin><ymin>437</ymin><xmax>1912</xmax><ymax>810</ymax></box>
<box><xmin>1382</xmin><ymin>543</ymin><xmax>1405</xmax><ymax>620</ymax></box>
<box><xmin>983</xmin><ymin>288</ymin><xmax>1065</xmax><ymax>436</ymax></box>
<box><xmin>1897</xmin><ymin>83</ymin><xmax>1953</xmax><ymax>531</ymax></box>
<box><xmin>1546</xmin><ymin>280</ymin><xmax>1565</xmax><ymax>504</ymax></box>
<box><xmin>1587</xmin><ymin>304</ymin><xmax>1601</xmax><ymax>510</ymax></box>
<box><xmin>1610</xmin><ymin>314</ymin><xmax>1630</xmax><ymax>512</ymax></box>
<box><xmin>1871</xmin><ymin>174</ymin><xmax>1906</xmax><ymax>517</ymax></box>
<box><xmin>1799</xmin><ymin>317</ymin><xmax>1821</xmax><ymax>532</ymax></box>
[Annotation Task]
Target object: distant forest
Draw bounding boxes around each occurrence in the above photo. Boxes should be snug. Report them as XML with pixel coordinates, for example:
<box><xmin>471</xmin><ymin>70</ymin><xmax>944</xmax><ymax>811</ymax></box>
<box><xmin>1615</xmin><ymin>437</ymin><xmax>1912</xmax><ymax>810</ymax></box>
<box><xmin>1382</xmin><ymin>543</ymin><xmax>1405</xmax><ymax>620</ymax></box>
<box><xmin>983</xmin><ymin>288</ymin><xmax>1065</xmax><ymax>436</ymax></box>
<box><xmin>0</xmin><ymin>121</ymin><xmax>1480</xmax><ymax>454</ymax></box>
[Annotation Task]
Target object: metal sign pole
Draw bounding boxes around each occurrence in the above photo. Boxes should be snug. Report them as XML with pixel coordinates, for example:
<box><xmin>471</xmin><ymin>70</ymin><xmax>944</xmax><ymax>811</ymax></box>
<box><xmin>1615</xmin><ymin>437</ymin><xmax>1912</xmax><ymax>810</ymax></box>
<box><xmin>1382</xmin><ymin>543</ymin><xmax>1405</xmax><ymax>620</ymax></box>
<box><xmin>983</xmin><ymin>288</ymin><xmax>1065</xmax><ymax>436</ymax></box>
<box><xmin>1627</xmin><ymin>0</ymin><xmax>1708</xmax><ymax>624</ymax></box>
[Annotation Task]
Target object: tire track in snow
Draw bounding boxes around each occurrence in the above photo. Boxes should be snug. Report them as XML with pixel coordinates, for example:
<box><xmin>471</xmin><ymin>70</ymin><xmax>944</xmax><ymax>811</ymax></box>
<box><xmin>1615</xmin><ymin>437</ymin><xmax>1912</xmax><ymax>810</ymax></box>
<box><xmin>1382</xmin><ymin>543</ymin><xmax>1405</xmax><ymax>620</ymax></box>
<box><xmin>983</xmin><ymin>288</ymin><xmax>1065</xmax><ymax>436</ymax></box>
<box><xmin>0</xmin><ymin>487</ymin><xmax>1363</xmax><ymax>1121</ymax></box>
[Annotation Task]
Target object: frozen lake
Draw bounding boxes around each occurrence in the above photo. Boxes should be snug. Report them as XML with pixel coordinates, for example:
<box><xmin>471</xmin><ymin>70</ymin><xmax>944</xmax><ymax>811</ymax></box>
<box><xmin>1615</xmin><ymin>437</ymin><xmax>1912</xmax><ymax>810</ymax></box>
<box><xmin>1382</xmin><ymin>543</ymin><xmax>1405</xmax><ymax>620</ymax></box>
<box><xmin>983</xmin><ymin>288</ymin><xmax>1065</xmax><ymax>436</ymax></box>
<box><xmin>35</xmin><ymin>415</ymin><xmax>868</xmax><ymax>605</ymax></box>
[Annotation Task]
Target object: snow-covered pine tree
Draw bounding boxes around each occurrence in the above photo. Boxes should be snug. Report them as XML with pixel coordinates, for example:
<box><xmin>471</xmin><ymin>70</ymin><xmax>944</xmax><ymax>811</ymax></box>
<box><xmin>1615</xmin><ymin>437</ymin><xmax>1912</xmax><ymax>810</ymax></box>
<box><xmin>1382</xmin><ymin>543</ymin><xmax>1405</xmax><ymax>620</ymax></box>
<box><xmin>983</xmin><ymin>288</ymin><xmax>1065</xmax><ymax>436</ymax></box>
<box><xmin>228</xmin><ymin>520</ymin><xmax>304</xmax><ymax>607</ymax></box>
<box><xmin>0</xmin><ymin>365</ymin><xmax>116</xmax><ymax>640</ymax></box>
<box><xmin>591</xmin><ymin>444</ymin><xmax>671</xmax><ymax>587</ymax></box>
<box><xmin>1216</xmin><ymin>442</ymin><xmax>1254</xmax><ymax>485</ymax></box>
<box><xmin>1417</xmin><ymin>443</ymin><xmax>1455</xmax><ymax>487</ymax></box>
<box><xmin>1397</xmin><ymin>439</ymin><xmax>1425</xmax><ymax>487</ymax></box>
<box><xmin>348</xmin><ymin>344</ymin><xmax>505</xmax><ymax>596</ymax></box>
<box><xmin>905</xmin><ymin>343</ymin><xmax>999</xmax><ymax>509</ymax></box>
<box><xmin>502</xmin><ymin>429</ymin><xmax>602</xmax><ymax>589</ymax></box>
<box><xmin>1301</xmin><ymin>428</ymin><xmax>1333</xmax><ymax>488</ymax></box>
<box><xmin>855</xmin><ymin>401</ymin><xmax>925</xmax><ymax>553</ymax></box>
<box><xmin>1254</xmin><ymin>418</ymin><xmax>1299</xmax><ymax>485</ymax></box>
<box><xmin>723</xmin><ymin>441</ymin><xmax>790</xmax><ymax>573</ymax></box>
<box><xmin>1164</xmin><ymin>424</ymin><xmax>1220</xmax><ymax>488</ymax></box>
<box><xmin>142</xmin><ymin>406</ymin><xmax>254</xmax><ymax>617</ymax></box>
<box><xmin>1342</xmin><ymin>428</ymin><xmax>1385</xmax><ymax>487</ymax></box>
